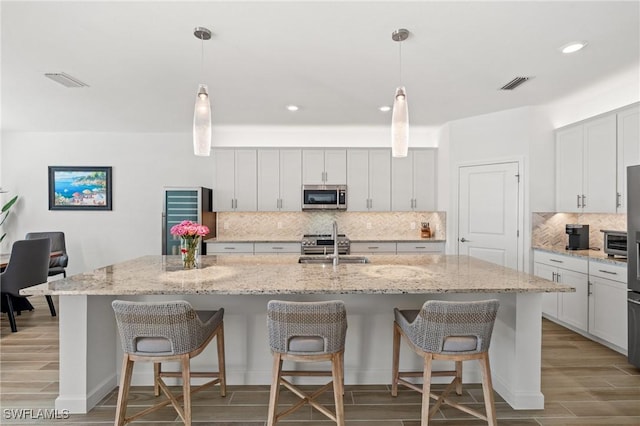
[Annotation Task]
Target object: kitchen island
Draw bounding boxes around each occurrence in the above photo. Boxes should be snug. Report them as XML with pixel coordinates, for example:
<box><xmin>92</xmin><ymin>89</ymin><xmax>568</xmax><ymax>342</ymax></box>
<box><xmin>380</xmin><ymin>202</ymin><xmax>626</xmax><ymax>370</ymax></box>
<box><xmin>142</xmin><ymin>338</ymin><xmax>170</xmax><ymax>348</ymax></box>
<box><xmin>22</xmin><ymin>254</ymin><xmax>572</xmax><ymax>414</ymax></box>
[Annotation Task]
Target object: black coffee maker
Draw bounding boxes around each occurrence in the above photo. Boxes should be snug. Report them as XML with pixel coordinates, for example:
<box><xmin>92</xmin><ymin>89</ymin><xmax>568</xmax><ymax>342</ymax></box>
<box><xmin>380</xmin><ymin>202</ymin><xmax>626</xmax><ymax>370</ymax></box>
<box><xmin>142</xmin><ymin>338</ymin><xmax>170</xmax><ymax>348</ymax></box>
<box><xmin>566</xmin><ymin>224</ymin><xmax>589</xmax><ymax>250</ymax></box>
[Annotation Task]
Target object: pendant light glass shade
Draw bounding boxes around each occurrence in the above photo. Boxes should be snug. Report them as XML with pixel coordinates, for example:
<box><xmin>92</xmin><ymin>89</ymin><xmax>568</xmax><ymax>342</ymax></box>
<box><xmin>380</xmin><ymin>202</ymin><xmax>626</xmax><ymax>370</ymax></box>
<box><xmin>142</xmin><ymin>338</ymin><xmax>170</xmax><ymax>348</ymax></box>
<box><xmin>392</xmin><ymin>86</ymin><xmax>408</xmax><ymax>158</ymax></box>
<box><xmin>193</xmin><ymin>84</ymin><xmax>211</xmax><ymax>156</ymax></box>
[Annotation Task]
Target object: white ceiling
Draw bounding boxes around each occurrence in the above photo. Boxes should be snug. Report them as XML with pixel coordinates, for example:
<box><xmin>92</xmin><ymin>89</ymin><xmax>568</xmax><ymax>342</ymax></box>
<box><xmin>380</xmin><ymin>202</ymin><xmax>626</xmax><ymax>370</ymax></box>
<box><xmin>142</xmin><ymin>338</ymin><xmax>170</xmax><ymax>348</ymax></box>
<box><xmin>2</xmin><ymin>1</ymin><xmax>639</xmax><ymax>133</ymax></box>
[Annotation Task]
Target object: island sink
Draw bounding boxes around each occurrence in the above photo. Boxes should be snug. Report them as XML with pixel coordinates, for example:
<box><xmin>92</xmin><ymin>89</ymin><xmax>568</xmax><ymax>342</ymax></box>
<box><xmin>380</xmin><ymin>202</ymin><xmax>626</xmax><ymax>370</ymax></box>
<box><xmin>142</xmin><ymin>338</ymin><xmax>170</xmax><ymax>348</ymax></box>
<box><xmin>298</xmin><ymin>255</ymin><xmax>370</xmax><ymax>264</ymax></box>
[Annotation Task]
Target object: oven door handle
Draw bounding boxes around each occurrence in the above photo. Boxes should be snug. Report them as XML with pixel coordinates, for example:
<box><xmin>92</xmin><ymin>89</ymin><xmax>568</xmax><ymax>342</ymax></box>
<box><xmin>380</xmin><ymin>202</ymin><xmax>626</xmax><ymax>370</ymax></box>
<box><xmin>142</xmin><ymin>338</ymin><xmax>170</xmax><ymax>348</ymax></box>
<box><xmin>629</xmin><ymin>298</ymin><xmax>640</xmax><ymax>306</ymax></box>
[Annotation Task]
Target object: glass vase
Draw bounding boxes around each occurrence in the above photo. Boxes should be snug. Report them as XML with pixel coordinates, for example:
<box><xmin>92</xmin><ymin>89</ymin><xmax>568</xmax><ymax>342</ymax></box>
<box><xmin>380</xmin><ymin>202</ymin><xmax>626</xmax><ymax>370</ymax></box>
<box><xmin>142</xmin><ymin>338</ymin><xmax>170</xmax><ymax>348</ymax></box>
<box><xmin>180</xmin><ymin>237</ymin><xmax>200</xmax><ymax>269</ymax></box>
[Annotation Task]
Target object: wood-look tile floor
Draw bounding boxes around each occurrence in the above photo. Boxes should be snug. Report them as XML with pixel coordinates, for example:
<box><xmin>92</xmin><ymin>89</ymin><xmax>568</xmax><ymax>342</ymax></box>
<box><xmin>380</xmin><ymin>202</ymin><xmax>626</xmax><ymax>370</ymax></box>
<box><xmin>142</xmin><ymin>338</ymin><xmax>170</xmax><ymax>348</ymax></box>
<box><xmin>2</xmin><ymin>297</ymin><xmax>640</xmax><ymax>425</ymax></box>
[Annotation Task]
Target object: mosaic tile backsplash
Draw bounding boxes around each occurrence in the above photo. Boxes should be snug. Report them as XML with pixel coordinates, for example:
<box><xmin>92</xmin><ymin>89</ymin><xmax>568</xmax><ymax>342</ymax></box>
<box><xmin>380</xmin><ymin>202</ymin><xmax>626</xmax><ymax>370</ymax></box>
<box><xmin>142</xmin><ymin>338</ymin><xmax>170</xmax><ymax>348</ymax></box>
<box><xmin>532</xmin><ymin>212</ymin><xmax>626</xmax><ymax>250</ymax></box>
<box><xmin>216</xmin><ymin>211</ymin><xmax>446</xmax><ymax>240</ymax></box>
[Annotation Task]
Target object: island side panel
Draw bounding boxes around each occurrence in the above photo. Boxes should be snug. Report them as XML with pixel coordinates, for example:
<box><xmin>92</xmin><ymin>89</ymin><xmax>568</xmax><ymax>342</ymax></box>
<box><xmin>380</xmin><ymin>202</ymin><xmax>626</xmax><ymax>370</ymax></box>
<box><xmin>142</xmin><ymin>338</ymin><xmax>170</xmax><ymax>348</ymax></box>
<box><xmin>56</xmin><ymin>295</ymin><xmax>117</xmax><ymax>414</ymax></box>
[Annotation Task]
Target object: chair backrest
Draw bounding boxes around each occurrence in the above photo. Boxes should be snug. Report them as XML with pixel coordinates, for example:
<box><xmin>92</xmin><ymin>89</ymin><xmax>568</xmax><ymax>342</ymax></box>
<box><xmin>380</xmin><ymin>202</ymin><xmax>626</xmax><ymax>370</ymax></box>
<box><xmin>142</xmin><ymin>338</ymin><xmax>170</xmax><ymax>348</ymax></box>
<box><xmin>410</xmin><ymin>299</ymin><xmax>499</xmax><ymax>354</ymax></box>
<box><xmin>25</xmin><ymin>232</ymin><xmax>68</xmax><ymax>268</ymax></box>
<box><xmin>267</xmin><ymin>300</ymin><xmax>347</xmax><ymax>354</ymax></box>
<box><xmin>0</xmin><ymin>238</ymin><xmax>51</xmax><ymax>296</ymax></box>
<box><xmin>112</xmin><ymin>300</ymin><xmax>210</xmax><ymax>356</ymax></box>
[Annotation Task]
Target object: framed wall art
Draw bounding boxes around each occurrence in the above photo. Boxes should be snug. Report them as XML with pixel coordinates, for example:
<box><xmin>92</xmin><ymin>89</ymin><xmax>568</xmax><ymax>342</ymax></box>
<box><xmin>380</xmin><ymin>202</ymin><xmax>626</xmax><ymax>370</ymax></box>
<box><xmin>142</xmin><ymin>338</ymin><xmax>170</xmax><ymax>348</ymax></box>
<box><xmin>48</xmin><ymin>166</ymin><xmax>112</xmax><ymax>211</ymax></box>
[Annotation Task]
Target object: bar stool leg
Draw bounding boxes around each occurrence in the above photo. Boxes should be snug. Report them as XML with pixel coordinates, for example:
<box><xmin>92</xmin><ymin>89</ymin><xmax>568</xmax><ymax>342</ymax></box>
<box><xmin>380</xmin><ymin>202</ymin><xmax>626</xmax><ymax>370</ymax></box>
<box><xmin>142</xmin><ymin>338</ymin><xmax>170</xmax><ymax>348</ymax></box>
<box><xmin>421</xmin><ymin>354</ymin><xmax>433</xmax><ymax>426</ymax></box>
<box><xmin>114</xmin><ymin>354</ymin><xmax>134</xmax><ymax>426</ymax></box>
<box><xmin>391</xmin><ymin>323</ymin><xmax>401</xmax><ymax>397</ymax></box>
<box><xmin>216</xmin><ymin>323</ymin><xmax>227</xmax><ymax>397</ymax></box>
<box><xmin>331</xmin><ymin>352</ymin><xmax>345</xmax><ymax>426</ymax></box>
<box><xmin>455</xmin><ymin>360</ymin><xmax>463</xmax><ymax>396</ymax></box>
<box><xmin>480</xmin><ymin>353</ymin><xmax>497</xmax><ymax>426</ymax></box>
<box><xmin>45</xmin><ymin>295</ymin><xmax>57</xmax><ymax>317</ymax></box>
<box><xmin>181</xmin><ymin>356</ymin><xmax>192</xmax><ymax>426</ymax></box>
<box><xmin>153</xmin><ymin>363</ymin><xmax>161</xmax><ymax>397</ymax></box>
<box><xmin>267</xmin><ymin>353</ymin><xmax>283</xmax><ymax>426</ymax></box>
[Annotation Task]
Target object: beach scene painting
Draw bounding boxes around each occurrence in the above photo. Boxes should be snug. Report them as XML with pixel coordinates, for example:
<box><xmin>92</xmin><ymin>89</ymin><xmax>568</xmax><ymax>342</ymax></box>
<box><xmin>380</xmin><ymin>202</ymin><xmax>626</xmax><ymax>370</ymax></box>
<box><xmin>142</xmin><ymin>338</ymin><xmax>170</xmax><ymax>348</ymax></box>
<box><xmin>48</xmin><ymin>166</ymin><xmax>112</xmax><ymax>210</ymax></box>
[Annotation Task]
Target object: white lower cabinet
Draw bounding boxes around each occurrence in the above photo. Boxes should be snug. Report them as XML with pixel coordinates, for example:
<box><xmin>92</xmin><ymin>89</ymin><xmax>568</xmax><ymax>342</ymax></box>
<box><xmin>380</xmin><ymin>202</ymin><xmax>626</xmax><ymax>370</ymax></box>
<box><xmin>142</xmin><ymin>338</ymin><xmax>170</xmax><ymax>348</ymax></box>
<box><xmin>588</xmin><ymin>263</ymin><xmax>628</xmax><ymax>350</ymax></box>
<box><xmin>350</xmin><ymin>241</ymin><xmax>445</xmax><ymax>255</ymax></box>
<box><xmin>206</xmin><ymin>242</ymin><xmax>254</xmax><ymax>255</ymax></box>
<box><xmin>350</xmin><ymin>242</ymin><xmax>397</xmax><ymax>254</ymax></box>
<box><xmin>534</xmin><ymin>251</ymin><xmax>589</xmax><ymax>331</ymax></box>
<box><xmin>534</xmin><ymin>249</ymin><xmax>627</xmax><ymax>352</ymax></box>
<box><xmin>254</xmin><ymin>242</ymin><xmax>301</xmax><ymax>254</ymax></box>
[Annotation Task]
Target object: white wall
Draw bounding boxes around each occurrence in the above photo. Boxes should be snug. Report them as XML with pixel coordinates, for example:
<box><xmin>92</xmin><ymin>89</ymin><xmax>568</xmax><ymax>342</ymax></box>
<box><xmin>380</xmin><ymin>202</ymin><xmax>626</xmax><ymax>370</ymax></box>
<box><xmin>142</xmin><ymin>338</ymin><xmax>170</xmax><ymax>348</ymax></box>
<box><xmin>1</xmin><ymin>132</ymin><xmax>215</xmax><ymax>273</ymax></box>
<box><xmin>439</xmin><ymin>106</ymin><xmax>554</xmax><ymax>271</ymax></box>
<box><xmin>0</xmin><ymin>126</ymin><xmax>438</xmax><ymax>274</ymax></box>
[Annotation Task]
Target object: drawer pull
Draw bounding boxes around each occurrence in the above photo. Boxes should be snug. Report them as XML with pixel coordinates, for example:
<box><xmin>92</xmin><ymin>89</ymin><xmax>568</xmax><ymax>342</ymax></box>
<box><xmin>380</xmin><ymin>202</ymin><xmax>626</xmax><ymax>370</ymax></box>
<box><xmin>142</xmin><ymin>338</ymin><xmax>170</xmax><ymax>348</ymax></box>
<box><xmin>598</xmin><ymin>269</ymin><xmax>617</xmax><ymax>275</ymax></box>
<box><xmin>224</xmin><ymin>247</ymin><xmax>236</xmax><ymax>250</ymax></box>
<box><xmin>368</xmin><ymin>246</ymin><xmax>379</xmax><ymax>249</ymax></box>
<box><xmin>272</xmin><ymin>247</ymin><xmax>283</xmax><ymax>250</ymax></box>
<box><xmin>415</xmin><ymin>246</ymin><xmax>426</xmax><ymax>249</ymax></box>
<box><xmin>549</xmin><ymin>259</ymin><xmax>563</xmax><ymax>263</ymax></box>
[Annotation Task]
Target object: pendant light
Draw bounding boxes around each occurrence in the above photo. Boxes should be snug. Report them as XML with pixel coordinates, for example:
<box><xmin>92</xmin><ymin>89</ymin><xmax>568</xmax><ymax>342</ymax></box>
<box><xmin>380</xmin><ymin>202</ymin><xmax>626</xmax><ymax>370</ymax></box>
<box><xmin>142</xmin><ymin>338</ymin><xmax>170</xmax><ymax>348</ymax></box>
<box><xmin>193</xmin><ymin>27</ymin><xmax>212</xmax><ymax>156</ymax></box>
<box><xmin>391</xmin><ymin>28</ymin><xmax>409</xmax><ymax>158</ymax></box>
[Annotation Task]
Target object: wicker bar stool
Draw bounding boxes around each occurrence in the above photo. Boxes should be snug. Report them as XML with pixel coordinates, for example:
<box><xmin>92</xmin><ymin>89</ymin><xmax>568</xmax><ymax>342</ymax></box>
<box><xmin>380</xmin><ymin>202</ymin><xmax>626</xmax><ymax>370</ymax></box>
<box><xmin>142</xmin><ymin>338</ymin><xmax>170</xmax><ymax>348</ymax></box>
<box><xmin>111</xmin><ymin>300</ymin><xmax>226</xmax><ymax>426</ymax></box>
<box><xmin>391</xmin><ymin>299</ymin><xmax>500</xmax><ymax>426</ymax></box>
<box><xmin>266</xmin><ymin>300</ymin><xmax>348</xmax><ymax>426</ymax></box>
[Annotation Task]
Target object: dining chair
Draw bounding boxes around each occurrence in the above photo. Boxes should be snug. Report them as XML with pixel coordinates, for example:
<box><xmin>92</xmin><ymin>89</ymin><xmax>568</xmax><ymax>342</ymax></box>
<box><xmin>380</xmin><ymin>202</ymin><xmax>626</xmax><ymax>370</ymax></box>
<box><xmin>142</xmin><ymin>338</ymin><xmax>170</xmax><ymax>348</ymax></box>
<box><xmin>0</xmin><ymin>238</ymin><xmax>53</xmax><ymax>332</ymax></box>
<box><xmin>25</xmin><ymin>231</ymin><xmax>69</xmax><ymax>278</ymax></box>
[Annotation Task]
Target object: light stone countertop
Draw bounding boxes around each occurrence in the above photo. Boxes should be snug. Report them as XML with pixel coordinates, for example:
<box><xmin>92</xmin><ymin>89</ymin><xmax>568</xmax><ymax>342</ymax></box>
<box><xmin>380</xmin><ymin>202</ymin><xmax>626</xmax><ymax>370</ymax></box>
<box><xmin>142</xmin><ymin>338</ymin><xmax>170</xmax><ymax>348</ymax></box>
<box><xmin>21</xmin><ymin>254</ymin><xmax>573</xmax><ymax>296</ymax></box>
<box><xmin>205</xmin><ymin>238</ymin><xmax>446</xmax><ymax>243</ymax></box>
<box><xmin>533</xmin><ymin>245</ymin><xmax>627</xmax><ymax>266</ymax></box>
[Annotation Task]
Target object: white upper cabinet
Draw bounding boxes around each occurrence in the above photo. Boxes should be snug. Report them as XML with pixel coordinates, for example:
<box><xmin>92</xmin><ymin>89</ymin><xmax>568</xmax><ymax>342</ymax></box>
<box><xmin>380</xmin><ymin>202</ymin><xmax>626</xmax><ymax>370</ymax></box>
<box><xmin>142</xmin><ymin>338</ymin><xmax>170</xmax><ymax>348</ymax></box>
<box><xmin>347</xmin><ymin>149</ymin><xmax>391</xmax><ymax>212</ymax></box>
<box><xmin>213</xmin><ymin>149</ymin><xmax>257</xmax><ymax>212</ymax></box>
<box><xmin>391</xmin><ymin>149</ymin><xmax>436</xmax><ymax>211</ymax></box>
<box><xmin>616</xmin><ymin>104</ymin><xmax>640</xmax><ymax>212</ymax></box>
<box><xmin>257</xmin><ymin>149</ymin><xmax>302</xmax><ymax>211</ymax></box>
<box><xmin>556</xmin><ymin>114</ymin><xmax>617</xmax><ymax>213</ymax></box>
<box><xmin>302</xmin><ymin>149</ymin><xmax>347</xmax><ymax>184</ymax></box>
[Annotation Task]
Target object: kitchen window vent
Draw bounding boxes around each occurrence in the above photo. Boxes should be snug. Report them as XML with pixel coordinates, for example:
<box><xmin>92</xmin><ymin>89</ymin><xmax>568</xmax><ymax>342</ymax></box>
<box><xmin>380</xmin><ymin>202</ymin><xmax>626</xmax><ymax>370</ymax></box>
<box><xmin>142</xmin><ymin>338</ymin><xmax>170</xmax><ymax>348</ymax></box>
<box><xmin>499</xmin><ymin>76</ymin><xmax>530</xmax><ymax>90</ymax></box>
<box><xmin>44</xmin><ymin>72</ymin><xmax>89</xmax><ymax>88</ymax></box>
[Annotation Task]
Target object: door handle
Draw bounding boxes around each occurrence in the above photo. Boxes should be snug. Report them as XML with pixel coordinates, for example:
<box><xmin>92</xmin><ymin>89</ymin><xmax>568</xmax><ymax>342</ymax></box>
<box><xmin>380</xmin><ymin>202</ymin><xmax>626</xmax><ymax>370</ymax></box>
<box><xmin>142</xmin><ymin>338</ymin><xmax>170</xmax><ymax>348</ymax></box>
<box><xmin>616</xmin><ymin>192</ymin><xmax>622</xmax><ymax>208</ymax></box>
<box><xmin>588</xmin><ymin>281</ymin><xmax>593</xmax><ymax>296</ymax></box>
<box><xmin>577</xmin><ymin>194</ymin><xmax>581</xmax><ymax>208</ymax></box>
<box><xmin>551</xmin><ymin>272</ymin><xmax>557</xmax><ymax>282</ymax></box>
<box><xmin>460</xmin><ymin>238</ymin><xmax>469</xmax><ymax>242</ymax></box>
<box><xmin>629</xmin><ymin>299</ymin><xmax>640</xmax><ymax>306</ymax></box>
<box><xmin>582</xmin><ymin>194</ymin><xmax>586</xmax><ymax>207</ymax></box>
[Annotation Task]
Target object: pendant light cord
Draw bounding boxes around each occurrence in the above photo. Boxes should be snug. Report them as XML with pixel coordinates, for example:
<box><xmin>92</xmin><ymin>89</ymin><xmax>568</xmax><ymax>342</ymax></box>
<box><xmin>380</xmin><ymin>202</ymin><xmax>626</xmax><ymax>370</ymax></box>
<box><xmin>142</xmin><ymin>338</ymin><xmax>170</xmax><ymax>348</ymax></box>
<box><xmin>200</xmin><ymin>34</ymin><xmax>204</xmax><ymax>82</ymax></box>
<box><xmin>398</xmin><ymin>38</ymin><xmax>403</xmax><ymax>87</ymax></box>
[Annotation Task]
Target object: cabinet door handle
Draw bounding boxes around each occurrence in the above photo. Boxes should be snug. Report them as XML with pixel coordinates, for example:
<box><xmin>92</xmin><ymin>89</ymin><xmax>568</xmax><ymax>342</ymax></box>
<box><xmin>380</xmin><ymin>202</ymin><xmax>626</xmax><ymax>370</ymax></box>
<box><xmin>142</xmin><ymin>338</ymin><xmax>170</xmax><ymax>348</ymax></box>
<box><xmin>556</xmin><ymin>273</ymin><xmax>561</xmax><ymax>281</ymax></box>
<box><xmin>616</xmin><ymin>192</ymin><xmax>622</xmax><ymax>208</ymax></box>
<box><xmin>549</xmin><ymin>259</ymin><xmax>563</xmax><ymax>263</ymax></box>
<box><xmin>551</xmin><ymin>272</ymin><xmax>557</xmax><ymax>282</ymax></box>
<box><xmin>598</xmin><ymin>269</ymin><xmax>618</xmax><ymax>275</ymax></box>
<box><xmin>582</xmin><ymin>194</ymin><xmax>586</xmax><ymax>207</ymax></box>
<box><xmin>588</xmin><ymin>281</ymin><xmax>593</xmax><ymax>296</ymax></box>
<box><xmin>577</xmin><ymin>195</ymin><xmax>581</xmax><ymax>208</ymax></box>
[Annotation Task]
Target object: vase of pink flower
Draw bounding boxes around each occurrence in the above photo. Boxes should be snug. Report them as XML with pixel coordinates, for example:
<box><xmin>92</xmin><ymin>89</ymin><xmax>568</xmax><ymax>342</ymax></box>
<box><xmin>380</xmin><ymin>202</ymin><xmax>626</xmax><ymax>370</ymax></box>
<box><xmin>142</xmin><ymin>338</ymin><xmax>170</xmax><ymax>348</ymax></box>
<box><xmin>170</xmin><ymin>220</ymin><xmax>209</xmax><ymax>269</ymax></box>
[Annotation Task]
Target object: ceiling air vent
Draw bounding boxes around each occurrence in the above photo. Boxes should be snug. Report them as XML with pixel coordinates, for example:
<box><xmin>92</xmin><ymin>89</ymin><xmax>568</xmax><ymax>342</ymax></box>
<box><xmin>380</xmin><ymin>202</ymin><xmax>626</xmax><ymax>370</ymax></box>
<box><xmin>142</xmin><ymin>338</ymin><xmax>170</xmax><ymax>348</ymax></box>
<box><xmin>44</xmin><ymin>72</ymin><xmax>89</xmax><ymax>88</ymax></box>
<box><xmin>499</xmin><ymin>76</ymin><xmax>530</xmax><ymax>91</ymax></box>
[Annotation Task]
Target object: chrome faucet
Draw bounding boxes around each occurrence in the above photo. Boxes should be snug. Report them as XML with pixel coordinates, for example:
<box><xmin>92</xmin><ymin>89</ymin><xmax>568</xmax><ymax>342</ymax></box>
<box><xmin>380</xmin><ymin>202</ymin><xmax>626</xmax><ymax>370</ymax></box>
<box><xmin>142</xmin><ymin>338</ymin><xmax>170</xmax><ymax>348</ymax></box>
<box><xmin>331</xmin><ymin>220</ymin><xmax>339</xmax><ymax>266</ymax></box>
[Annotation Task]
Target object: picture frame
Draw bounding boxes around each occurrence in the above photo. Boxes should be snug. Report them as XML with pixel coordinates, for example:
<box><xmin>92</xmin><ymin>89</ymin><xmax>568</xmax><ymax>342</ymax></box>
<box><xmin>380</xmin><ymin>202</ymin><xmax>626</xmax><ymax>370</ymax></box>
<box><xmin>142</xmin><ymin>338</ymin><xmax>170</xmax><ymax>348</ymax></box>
<box><xmin>48</xmin><ymin>166</ymin><xmax>112</xmax><ymax>211</ymax></box>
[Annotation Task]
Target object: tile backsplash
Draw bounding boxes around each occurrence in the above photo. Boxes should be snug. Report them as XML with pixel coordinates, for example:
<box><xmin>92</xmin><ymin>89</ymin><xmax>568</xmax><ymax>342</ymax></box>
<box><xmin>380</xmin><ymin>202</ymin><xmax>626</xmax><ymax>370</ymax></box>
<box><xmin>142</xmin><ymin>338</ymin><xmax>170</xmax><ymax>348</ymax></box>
<box><xmin>217</xmin><ymin>211</ymin><xmax>446</xmax><ymax>240</ymax></box>
<box><xmin>532</xmin><ymin>212</ymin><xmax>626</xmax><ymax>249</ymax></box>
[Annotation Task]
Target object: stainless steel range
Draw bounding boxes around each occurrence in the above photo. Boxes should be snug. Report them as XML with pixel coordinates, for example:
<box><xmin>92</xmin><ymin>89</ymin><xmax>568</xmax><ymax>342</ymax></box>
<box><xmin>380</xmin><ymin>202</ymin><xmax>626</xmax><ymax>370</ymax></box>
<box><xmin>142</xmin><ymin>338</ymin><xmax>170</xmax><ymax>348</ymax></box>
<box><xmin>301</xmin><ymin>234</ymin><xmax>351</xmax><ymax>255</ymax></box>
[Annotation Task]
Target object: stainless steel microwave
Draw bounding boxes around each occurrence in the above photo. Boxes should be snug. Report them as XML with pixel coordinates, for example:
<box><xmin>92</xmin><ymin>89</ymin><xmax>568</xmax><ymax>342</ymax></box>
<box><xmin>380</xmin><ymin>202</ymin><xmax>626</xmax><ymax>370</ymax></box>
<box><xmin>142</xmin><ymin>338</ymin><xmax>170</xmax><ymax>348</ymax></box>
<box><xmin>602</xmin><ymin>229</ymin><xmax>627</xmax><ymax>257</ymax></box>
<box><xmin>302</xmin><ymin>185</ymin><xmax>347</xmax><ymax>211</ymax></box>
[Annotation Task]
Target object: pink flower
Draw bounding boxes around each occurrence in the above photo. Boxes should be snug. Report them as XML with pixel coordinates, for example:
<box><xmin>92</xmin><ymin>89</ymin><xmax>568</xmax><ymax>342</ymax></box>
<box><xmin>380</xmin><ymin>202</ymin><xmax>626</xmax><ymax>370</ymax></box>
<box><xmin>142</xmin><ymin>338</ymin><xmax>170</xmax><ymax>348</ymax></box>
<box><xmin>170</xmin><ymin>220</ymin><xmax>209</xmax><ymax>238</ymax></box>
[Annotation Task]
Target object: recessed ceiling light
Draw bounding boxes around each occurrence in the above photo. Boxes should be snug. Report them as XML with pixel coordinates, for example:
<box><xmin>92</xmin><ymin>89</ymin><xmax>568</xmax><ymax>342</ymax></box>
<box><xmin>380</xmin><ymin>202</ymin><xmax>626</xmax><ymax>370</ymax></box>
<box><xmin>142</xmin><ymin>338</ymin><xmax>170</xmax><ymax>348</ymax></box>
<box><xmin>286</xmin><ymin>105</ymin><xmax>299</xmax><ymax>112</ymax></box>
<box><xmin>560</xmin><ymin>41</ymin><xmax>587</xmax><ymax>54</ymax></box>
<box><xmin>379</xmin><ymin>105</ymin><xmax>391</xmax><ymax>112</ymax></box>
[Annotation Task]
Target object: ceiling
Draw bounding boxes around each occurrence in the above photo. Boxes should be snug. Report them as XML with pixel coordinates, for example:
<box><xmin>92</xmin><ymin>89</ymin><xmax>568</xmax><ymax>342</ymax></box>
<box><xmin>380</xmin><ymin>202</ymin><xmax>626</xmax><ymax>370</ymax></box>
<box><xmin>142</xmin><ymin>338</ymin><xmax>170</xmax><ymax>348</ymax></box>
<box><xmin>2</xmin><ymin>1</ymin><xmax>639</xmax><ymax>133</ymax></box>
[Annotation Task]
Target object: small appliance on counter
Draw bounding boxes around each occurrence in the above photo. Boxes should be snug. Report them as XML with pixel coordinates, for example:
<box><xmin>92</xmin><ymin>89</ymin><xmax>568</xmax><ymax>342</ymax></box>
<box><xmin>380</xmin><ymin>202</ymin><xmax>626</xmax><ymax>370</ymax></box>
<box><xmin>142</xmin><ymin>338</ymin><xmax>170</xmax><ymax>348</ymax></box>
<box><xmin>601</xmin><ymin>229</ymin><xmax>627</xmax><ymax>258</ymax></box>
<box><xmin>421</xmin><ymin>222</ymin><xmax>432</xmax><ymax>238</ymax></box>
<box><xmin>565</xmin><ymin>224</ymin><xmax>589</xmax><ymax>250</ymax></box>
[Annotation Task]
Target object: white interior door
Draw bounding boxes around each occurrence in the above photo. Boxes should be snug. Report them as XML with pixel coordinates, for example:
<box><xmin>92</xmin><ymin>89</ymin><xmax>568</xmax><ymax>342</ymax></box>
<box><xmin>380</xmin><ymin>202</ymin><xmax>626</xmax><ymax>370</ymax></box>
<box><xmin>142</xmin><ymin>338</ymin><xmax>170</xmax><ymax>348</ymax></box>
<box><xmin>458</xmin><ymin>162</ymin><xmax>520</xmax><ymax>270</ymax></box>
